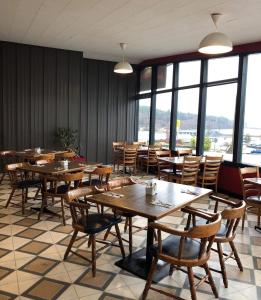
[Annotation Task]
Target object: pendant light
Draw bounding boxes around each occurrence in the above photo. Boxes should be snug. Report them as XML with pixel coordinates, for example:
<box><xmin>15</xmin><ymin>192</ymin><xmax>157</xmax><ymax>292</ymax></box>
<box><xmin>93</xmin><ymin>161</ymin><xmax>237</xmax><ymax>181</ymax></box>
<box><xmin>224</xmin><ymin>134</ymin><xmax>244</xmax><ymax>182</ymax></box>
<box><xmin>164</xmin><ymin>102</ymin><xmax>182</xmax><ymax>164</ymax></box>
<box><xmin>114</xmin><ymin>43</ymin><xmax>133</xmax><ymax>74</ymax></box>
<box><xmin>198</xmin><ymin>13</ymin><xmax>233</xmax><ymax>55</ymax></box>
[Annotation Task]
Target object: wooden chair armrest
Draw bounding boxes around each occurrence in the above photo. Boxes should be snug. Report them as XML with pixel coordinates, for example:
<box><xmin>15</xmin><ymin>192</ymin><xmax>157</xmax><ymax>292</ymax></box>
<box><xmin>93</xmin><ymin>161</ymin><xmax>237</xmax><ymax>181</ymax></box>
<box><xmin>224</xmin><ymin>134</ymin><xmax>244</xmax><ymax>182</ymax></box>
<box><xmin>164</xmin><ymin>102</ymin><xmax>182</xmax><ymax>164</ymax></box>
<box><xmin>149</xmin><ymin>222</ymin><xmax>189</xmax><ymax>237</ymax></box>
<box><xmin>209</xmin><ymin>194</ymin><xmax>238</xmax><ymax>206</ymax></box>
<box><xmin>181</xmin><ymin>206</ymin><xmax>216</xmax><ymax>220</ymax></box>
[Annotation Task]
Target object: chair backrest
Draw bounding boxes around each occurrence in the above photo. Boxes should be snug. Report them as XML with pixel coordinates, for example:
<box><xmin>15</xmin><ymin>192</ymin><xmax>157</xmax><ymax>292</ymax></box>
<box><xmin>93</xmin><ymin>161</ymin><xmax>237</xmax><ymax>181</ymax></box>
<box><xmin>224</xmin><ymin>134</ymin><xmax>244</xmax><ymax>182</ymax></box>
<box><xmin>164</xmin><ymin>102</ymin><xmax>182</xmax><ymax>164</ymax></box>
<box><xmin>180</xmin><ymin>156</ymin><xmax>201</xmax><ymax>186</ymax></box>
<box><xmin>107</xmin><ymin>177</ymin><xmax>135</xmax><ymax>190</ymax></box>
<box><xmin>157</xmin><ymin>213</ymin><xmax>221</xmax><ymax>264</ymax></box>
<box><xmin>5</xmin><ymin>162</ymin><xmax>28</xmax><ymax>186</ymax></box>
<box><xmin>90</xmin><ymin>166</ymin><xmax>113</xmax><ymax>186</ymax></box>
<box><xmin>0</xmin><ymin>150</ymin><xmax>16</xmax><ymax>157</ymax></box>
<box><xmin>35</xmin><ymin>153</ymin><xmax>55</xmax><ymax>162</ymax></box>
<box><xmin>176</xmin><ymin>149</ymin><xmax>193</xmax><ymax>157</ymax></box>
<box><xmin>201</xmin><ymin>155</ymin><xmax>223</xmax><ymax>185</ymax></box>
<box><xmin>123</xmin><ymin>148</ymin><xmax>137</xmax><ymax>164</ymax></box>
<box><xmin>156</xmin><ymin>150</ymin><xmax>171</xmax><ymax>158</ymax></box>
<box><xmin>113</xmin><ymin>141</ymin><xmax>125</xmax><ymax>151</ymax></box>
<box><xmin>133</xmin><ymin>141</ymin><xmax>147</xmax><ymax>146</ymax></box>
<box><xmin>239</xmin><ymin>167</ymin><xmax>260</xmax><ymax>199</ymax></box>
<box><xmin>56</xmin><ymin>151</ymin><xmax>76</xmax><ymax>160</ymax></box>
<box><xmin>65</xmin><ymin>187</ymin><xmax>95</xmax><ymax>229</ymax></box>
<box><xmin>125</xmin><ymin>144</ymin><xmax>139</xmax><ymax>149</ymax></box>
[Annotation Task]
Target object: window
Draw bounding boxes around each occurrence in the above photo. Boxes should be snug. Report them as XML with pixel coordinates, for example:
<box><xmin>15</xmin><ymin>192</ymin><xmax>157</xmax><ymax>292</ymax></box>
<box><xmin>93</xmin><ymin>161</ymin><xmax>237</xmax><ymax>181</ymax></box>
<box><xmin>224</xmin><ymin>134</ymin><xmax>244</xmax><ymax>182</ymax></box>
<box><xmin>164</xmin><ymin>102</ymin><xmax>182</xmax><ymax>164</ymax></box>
<box><xmin>176</xmin><ymin>88</ymin><xmax>199</xmax><ymax>149</ymax></box>
<box><xmin>140</xmin><ymin>67</ymin><xmax>152</xmax><ymax>94</ymax></box>
<box><xmin>138</xmin><ymin>98</ymin><xmax>151</xmax><ymax>142</ymax></box>
<box><xmin>204</xmin><ymin>83</ymin><xmax>237</xmax><ymax>161</ymax></box>
<box><xmin>242</xmin><ymin>54</ymin><xmax>261</xmax><ymax>166</ymax></box>
<box><xmin>157</xmin><ymin>64</ymin><xmax>173</xmax><ymax>91</ymax></box>
<box><xmin>178</xmin><ymin>60</ymin><xmax>201</xmax><ymax>87</ymax></box>
<box><xmin>155</xmin><ymin>92</ymin><xmax>172</xmax><ymax>147</ymax></box>
<box><xmin>208</xmin><ymin>56</ymin><xmax>239</xmax><ymax>82</ymax></box>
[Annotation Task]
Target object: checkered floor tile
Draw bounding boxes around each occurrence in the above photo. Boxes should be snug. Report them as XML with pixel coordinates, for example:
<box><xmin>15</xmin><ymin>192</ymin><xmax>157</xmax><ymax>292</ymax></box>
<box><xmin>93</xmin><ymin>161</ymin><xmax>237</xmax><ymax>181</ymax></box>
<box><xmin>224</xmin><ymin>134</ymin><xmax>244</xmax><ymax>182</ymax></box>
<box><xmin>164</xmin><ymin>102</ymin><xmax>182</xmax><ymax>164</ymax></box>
<box><xmin>0</xmin><ymin>172</ymin><xmax>260</xmax><ymax>300</ymax></box>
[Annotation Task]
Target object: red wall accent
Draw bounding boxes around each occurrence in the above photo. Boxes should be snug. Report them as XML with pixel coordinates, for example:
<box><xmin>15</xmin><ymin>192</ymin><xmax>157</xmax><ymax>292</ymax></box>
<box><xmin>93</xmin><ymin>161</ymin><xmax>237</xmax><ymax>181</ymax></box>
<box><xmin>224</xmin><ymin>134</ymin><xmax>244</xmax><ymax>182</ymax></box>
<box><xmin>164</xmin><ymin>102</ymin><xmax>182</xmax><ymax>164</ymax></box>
<box><xmin>141</xmin><ymin>41</ymin><xmax>261</xmax><ymax>66</ymax></box>
<box><xmin>218</xmin><ymin>164</ymin><xmax>242</xmax><ymax>197</ymax></box>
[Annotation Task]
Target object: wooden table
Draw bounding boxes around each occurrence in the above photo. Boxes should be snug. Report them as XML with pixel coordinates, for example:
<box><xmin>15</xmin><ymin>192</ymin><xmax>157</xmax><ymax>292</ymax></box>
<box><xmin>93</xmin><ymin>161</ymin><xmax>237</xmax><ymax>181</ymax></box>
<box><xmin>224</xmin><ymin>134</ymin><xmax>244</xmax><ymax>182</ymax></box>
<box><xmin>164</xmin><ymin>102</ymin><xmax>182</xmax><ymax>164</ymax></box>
<box><xmin>19</xmin><ymin>161</ymin><xmax>99</xmax><ymax>216</ymax></box>
<box><xmin>244</xmin><ymin>177</ymin><xmax>261</xmax><ymax>232</ymax></box>
<box><xmin>89</xmin><ymin>180</ymin><xmax>212</xmax><ymax>281</ymax></box>
<box><xmin>159</xmin><ymin>156</ymin><xmax>205</xmax><ymax>166</ymax></box>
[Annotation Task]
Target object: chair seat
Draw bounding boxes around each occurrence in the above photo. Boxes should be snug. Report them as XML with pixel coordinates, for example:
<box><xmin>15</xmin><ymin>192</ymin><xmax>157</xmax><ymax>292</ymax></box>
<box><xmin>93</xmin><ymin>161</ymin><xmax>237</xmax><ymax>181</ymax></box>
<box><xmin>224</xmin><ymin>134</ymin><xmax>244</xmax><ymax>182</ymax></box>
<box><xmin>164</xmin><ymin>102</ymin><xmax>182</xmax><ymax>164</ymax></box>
<box><xmin>246</xmin><ymin>195</ymin><xmax>261</xmax><ymax>206</ymax></box>
<box><xmin>82</xmin><ymin>179</ymin><xmax>103</xmax><ymax>187</ymax></box>
<box><xmin>17</xmin><ymin>179</ymin><xmax>41</xmax><ymax>189</ymax></box>
<box><xmin>47</xmin><ymin>185</ymin><xmax>70</xmax><ymax>195</ymax></box>
<box><xmin>151</xmin><ymin>235</ymin><xmax>201</xmax><ymax>260</ymax></box>
<box><xmin>160</xmin><ymin>168</ymin><xmax>174</xmax><ymax>174</ymax></box>
<box><xmin>77</xmin><ymin>213</ymin><xmax>122</xmax><ymax>234</ymax></box>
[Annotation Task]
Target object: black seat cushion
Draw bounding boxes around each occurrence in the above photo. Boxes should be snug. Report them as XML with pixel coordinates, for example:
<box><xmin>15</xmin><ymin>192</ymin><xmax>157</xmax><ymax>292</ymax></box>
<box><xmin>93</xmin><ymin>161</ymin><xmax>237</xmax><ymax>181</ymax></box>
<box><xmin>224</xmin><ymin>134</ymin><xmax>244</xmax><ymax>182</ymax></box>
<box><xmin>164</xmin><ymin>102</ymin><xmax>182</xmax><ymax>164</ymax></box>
<box><xmin>82</xmin><ymin>179</ymin><xmax>104</xmax><ymax>186</ymax></box>
<box><xmin>47</xmin><ymin>185</ymin><xmax>70</xmax><ymax>195</ymax></box>
<box><xmin>78</xmin><ymin>213</ymin><xmax>122</xmax><ymax>234</ymax></box>
<box><xmin>151</xmin><ymin>235</ymin><xmax>200</xmax><ymax>260</ymax></box>
<box><xmin>17</xmin><ymin>179</ymin><xmax>41</xmax><ymax>189</ymax></box>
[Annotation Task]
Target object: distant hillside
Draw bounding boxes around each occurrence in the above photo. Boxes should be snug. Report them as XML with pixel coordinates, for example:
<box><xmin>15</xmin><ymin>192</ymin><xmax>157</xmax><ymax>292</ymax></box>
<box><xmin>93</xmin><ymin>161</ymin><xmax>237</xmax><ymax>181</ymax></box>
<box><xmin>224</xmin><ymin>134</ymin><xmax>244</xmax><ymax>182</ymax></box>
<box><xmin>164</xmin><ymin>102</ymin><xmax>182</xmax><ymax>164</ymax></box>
<box><xmin>139</xmin><ymin>106</ymin><xmax>233</xmax><ymax>129</ymax></box>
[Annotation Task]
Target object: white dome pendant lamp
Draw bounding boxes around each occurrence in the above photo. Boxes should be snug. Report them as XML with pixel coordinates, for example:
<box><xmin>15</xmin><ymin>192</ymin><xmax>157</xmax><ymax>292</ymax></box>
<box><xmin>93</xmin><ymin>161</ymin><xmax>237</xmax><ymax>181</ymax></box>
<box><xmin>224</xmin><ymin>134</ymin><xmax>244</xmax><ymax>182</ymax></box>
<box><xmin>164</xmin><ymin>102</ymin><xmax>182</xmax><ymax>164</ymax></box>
<box><xmin>114</xmin><ymin>43</ymin><xmax>133</xmax><ymax>74</ymax></box>
<box><xmin>198</xmin><ymin>13</ymin><xmax>233</xmax><ymax>55</ymax></box>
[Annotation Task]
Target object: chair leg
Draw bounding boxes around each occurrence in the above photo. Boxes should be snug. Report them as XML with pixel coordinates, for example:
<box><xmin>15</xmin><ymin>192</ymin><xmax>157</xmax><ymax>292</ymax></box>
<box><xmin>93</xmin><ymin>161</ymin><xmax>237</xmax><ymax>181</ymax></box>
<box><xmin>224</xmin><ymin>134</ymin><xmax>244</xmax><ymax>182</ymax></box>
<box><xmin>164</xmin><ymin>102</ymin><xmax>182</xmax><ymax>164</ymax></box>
<box><xmin>21</xmin><ymin>189</ymin><xmax>25</xmax><ymax>214</ymax></box>
<box><xmin>203</xmin><ymin>263</ymin><xmax>218</xmax><ymax>298</ymax></box>
<box><xmin>169</xmin><ymin>264</ymin><xmax>175</xmax><ymax>276</ymax></box>
<box><xmin>34</xmin><ymin>187</ymin><xmax>41</xmax><ymax>200</ymax></box>
<box><xmin>141</xmin><ymin>257</ymin><xmax>158</xmax><ymax>300</ymax></box>
<box><xmin>258</xmin><ymin>208</ymin><xmax>261</xmax><ymax>226</ymax></box>
<box><xmin>5</xmin><ymin>188</ymin><xmax>15</xmax><ymax>208</ymax></box>
<box><xmin>229</xmin><ymin>240</ymin><xmax>243</xmax><ymax>271</ymax></box>
<box><xmin>61</xmin><ymin>197</ymin><xmax>66</xmax><ymax>226</ymax></box>
<box><xmin>64</xmin><ymin>230</ymin><xmax>78</xmax><ymax>259</ymax></box>
<box><xmin>217</xmin><ymin>242</ymin><xmax>228</xmax><ymax>288</ymax></box>
<box><xmin>187</xmin><ymin>267</ymin><xmax>197</xmax><ymax>300</ymax></box>
<box><xmin>124</xmin><ymin>217</ymin><xmax>129</xmax><ymax>233</ymax></box>
<box><xmin>241</xmin><ymin>211</ymin><xmax>246</xmax><ymax>231</ymax></box>
<box><xmin>103</xmin><ymin>226</ymin><xmax>111</xmax><ymax>241</ymax></box>
<box><xmin>91</xmin><ymin>234</ymin><xmax>96</xmax><ymax>277</ymax></box>
<box><xmin>0</xmin><ymin>172</ymin><xmax>6</xmax><ymax>184</ymax></box>
<box><xmin>128</xmin><ymin>217</ymin><xmax>132</xmax><ymax>255</ymax></box>
<box><xmin>114</xmin><ymin>223</ymin><xmax>125</xmax><ymax>258</ymax></box>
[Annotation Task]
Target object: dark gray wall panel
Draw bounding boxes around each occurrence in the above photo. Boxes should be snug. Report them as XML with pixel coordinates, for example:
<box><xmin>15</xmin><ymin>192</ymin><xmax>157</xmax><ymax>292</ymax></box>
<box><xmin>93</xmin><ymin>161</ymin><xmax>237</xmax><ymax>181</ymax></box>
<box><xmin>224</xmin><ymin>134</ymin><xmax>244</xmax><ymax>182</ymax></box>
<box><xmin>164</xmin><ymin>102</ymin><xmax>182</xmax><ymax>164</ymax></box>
<box><xmin>0</xmin><ymin>41</ymin><xmax>137</xmax><ymax>163</ymax></box>
<box><xmin>30</xmin><ymin>46</ymin><xmax>44</xmax><ymax>147</ymax></box>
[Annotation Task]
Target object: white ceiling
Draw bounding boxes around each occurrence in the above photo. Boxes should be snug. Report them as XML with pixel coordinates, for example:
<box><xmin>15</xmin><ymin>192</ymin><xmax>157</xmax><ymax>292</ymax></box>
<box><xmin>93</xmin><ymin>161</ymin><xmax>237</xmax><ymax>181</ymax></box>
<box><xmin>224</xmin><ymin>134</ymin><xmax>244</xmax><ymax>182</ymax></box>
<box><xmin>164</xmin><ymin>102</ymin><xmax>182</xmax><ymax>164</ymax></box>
<box><xmin>1</xmin><ymin>0</ymin><xmax>261</xmax><ymax>63</ymax></box>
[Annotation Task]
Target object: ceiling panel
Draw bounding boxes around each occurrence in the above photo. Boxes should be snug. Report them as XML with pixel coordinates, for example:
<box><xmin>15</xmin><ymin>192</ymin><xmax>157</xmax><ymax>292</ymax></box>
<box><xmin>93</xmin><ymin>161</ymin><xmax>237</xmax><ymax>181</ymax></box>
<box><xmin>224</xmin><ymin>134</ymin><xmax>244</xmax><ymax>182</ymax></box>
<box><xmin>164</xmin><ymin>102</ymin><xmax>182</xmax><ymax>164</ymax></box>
<box><xmin>0</xmin><ymin>0</ymin><xmax>261</xmax><ymax>63</ymax></box>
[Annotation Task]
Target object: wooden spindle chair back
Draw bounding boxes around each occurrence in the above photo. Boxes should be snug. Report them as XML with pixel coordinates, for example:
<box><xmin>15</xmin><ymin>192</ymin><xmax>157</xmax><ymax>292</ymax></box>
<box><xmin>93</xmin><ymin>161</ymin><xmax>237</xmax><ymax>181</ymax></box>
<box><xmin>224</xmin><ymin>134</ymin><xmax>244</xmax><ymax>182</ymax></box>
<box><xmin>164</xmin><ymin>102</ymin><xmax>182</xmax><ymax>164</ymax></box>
<box><xmin>200</xmin><ymin>156</ymin><xmax>223</xmax><ymax>190</ymax></box>
<box><xmin>90</xmin><ymin>166</ymin><xmax>113</xmax><ymax>187</ymax></box>
<box><xmin>5</xmin><ymin>163</ymin><xmax>27</xmax><ymax>187</ymax></box>
<box><xmin>176</xmin><ymin>148</ymin><xmax>192</xmax><ymax>157</ymax></box>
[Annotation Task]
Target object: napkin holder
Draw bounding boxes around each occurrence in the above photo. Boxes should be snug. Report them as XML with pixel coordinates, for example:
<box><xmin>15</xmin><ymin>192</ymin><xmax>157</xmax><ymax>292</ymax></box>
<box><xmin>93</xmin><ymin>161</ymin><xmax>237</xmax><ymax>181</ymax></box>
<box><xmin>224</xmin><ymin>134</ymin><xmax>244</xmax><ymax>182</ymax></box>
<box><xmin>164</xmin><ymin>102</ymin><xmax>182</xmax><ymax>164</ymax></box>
<box><xmin>146</xmin><ymin>182</ymin><xmax>157</xmax><ymax>196</ymax></box>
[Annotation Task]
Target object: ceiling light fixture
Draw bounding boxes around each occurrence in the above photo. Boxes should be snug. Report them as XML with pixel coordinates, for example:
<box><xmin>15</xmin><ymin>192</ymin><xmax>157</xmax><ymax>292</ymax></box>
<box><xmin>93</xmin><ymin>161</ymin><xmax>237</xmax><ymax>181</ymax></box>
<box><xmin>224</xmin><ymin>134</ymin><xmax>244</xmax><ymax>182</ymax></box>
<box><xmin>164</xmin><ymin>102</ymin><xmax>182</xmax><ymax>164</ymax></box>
<box><xmin>198</xmin><ymin>13</ymin><xmax>233</xmax><ymax>55</ymax></box>
<box><xmin>114</xmin><ymin>43</ymin><xmax>133</xmax><ymax>74</ymax></box>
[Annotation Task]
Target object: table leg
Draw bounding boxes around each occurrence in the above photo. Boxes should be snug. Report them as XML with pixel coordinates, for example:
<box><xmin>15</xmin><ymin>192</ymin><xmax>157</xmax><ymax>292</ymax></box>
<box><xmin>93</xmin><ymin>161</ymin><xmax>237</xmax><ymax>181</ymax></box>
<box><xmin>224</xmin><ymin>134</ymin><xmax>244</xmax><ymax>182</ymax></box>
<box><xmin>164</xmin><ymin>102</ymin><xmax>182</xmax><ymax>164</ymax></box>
<box><xmin>115</xmin><ymin>218</ymin><xmax>169</xmax><ymax>282</ymax></box>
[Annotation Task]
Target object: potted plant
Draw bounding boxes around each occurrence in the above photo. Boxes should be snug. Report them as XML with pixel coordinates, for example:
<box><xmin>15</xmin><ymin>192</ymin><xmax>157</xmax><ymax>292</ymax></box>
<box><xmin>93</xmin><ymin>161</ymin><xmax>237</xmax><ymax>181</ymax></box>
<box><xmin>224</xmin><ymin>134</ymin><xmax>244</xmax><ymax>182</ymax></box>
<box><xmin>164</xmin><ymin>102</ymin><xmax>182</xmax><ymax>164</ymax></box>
<box><xmin>56</xmin><ymin>127</ymin><xmax>78</xmax><ymax>153</ymax></box>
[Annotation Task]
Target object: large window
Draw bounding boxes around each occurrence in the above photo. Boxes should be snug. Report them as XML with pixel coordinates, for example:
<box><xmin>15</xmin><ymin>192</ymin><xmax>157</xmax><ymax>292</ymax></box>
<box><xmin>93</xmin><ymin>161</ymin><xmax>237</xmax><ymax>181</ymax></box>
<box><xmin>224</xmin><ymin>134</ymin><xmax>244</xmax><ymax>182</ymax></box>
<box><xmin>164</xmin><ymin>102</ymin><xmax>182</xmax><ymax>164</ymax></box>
<box><xmin>138</xmin><ymin>98</ymin><xmax>150</xmax><ymax>142</ymax></box>
<box><xmin>242</xmin><ymin>54</ymin><xmax>261</xmax><ymax>166</ymax></box>
<box><xmin>176</xmin><ymin>88</ymin><xmax>199</xmax><ymax>149</ymax></box>
<box><xmin>204</xmin><ymin>83</ymin><xmax>237</xmax><ymax>161</ymax></box>
<box><xmin>155</xmin><ymin>93</ymin><xmax>172</xmax><ymax>146</ymax></box>
<box><xmin>136</xmin><ymin>51</ymin><xmax>261</xmax><ymax>167</ymax></box>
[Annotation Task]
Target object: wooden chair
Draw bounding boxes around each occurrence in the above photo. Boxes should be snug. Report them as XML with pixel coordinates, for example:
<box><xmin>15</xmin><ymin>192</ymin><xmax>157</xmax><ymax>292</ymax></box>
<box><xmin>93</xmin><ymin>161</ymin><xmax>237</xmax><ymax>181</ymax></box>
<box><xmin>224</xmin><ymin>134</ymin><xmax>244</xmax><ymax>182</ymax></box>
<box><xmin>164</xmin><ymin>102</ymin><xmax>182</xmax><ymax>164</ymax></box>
<box><xmin>118</xmin><ymin>148</ymin><xmax>137</xmax><ymax>174</ymax></box>
<box><xmin>239</xmin><ymin>167</ymin><xmax>261</xmax><ymax>230</ymax></box>
<box><xmin>101</xmin><ymin>177</ymin><xmax>136</xmax><ymax>255</ymax></box>
<box><xmin>41</xmin><ymin>171</ymin><xmax>84</xmax><ymax>225</ymax></box>
<box><xmin>175</xmin><ymin>148</ymin><xmax>193</xmax><ymax>157</ymax></box>
<box><xmin>142</xmin><ymin>211</ymin><xmax>221</xmax><ymax>300</ymax></box>
<box><xmin>156</xmin><ymin>150</ymin><xmax>173</xmax><ymax>180</ymax></box>
<box><xmin>112</xmin><ymin>142</ymin><xmax>126</xmax><ymax>170</ymax></box>
<box><xmin>55</xmin><ymin>151</ymin><xmax>76</xmax><ymax>161</ymax></box>
<box><xmin>183</xmin><ymin>195</ymin><xmax>246</xmax><ymax>288</ymax></box>
<box><xmin>5</xmin><ymin>163</ymin><xmax>41</xmax><ymax>214</ymax></box>
<box><xmin>64</xmin><ymin>187</ymin><xmax>125</xmax><ymax>277</ymax></box>
<box><xmin>0</xmin><ymin>150</ymin><xmax>16</xmax><ymax>184</ymax></box>
<box><xmin>197</xmin><ymin>155</ymin><xmax>223</xmax><ymax>192</ymax></box>
<box><xmin>142</xmin><ymin>146</ymin><xmax>161</xmax><ymax>174</ymax></box>
<box><xmin>81</xmin><ymin>166</ymin><xmax>113</xmax><ymax>213</ymax></box>
<box><xmin>133</xmin><ymin>141</ymin><xmax>147</xmax><ymax>146</ymax></box>
<box><xmin>81</xmin><ymin>166</ymin><xmax>113</xmax><ymax>188</ymax></box>
<box><xmin>170</xmin><ymin>156</ymin><xmax>202</xmax><ymax>186</ymax></box>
